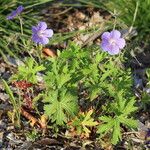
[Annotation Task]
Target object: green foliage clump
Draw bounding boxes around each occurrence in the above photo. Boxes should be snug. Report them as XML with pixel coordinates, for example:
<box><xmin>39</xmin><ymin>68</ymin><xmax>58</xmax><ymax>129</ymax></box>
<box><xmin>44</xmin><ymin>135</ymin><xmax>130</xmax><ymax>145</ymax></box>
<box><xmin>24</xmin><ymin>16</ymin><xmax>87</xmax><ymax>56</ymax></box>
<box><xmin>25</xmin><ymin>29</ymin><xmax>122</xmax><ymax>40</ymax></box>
<box><xmin>97</xmin><ymin>92</ymin><xmax>137</xmax><ymax>144</ymax></box>
<box><xmin>7</xmin><ymin>42</ymin><xmax>138</xmax><ymax>145</ymax></box>
<box><xmin>10</xmin><ymin>57</ymin><xmax>45</xmax><ymax>84</ymax></box>
<box><xmin>68</xmin><ymin>109</ymin><xmax>98</xmax><ymax>137</ymax></box>
<box><xmin>44</xmin><ymin>88</ymin><xmax>78</xmax><ymax>125</ymax></box>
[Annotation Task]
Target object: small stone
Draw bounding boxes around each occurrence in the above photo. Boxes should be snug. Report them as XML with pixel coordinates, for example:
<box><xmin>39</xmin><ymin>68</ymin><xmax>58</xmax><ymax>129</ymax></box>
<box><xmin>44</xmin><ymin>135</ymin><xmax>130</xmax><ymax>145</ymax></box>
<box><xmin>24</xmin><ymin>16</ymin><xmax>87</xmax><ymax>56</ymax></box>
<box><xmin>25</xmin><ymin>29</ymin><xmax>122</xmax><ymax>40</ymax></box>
<box><xmin>7</xmin><ymin>133</ymin><xmax>22</xmax><ymax>144</ymax></box>
<box><xmin>7</xmin><ymin>56</ymin><xmax>24</xmax><ymax>67</ymax></box>
<box><xmin>134</xmin><ymin>75</ymin><xmax>143</xmax><ymax>89</ymax></box>
<box><xmin>0</xmin><ymin>132</ymin><xmax>4</xmax><ymax>148</ymax></box>
<box><xmin>143</xmin><ymin>88</ymin><xmax>150</xmax><ymax>94</ymax></box>
<box><xmin>0</xmin><ymin>120</ymin><xmax>7</xmax><ymax>129</ymax></box>
<box><xmin>2</xmin><ymin>71</ymin><xmax>11</xmax><ymax>80</ymax></box>
<box><xmin>37</xmin><ymin>72</ymin><xmax>44</xmax><ymax>82</ymax></box>
<box><xmin>0</xmin><ymin>65</ymin><xmax>5</xmax><ymax>73</ymax></box>
<box><xmin>0</xmin><ymin>93</ymin><xmax>9</xmax><ymax>101</ymax></box>
<box><xmin>131</xmin><ymin>137</ymin><xmax>144</xmax><ymax>143</ymax></box>
<box><xmin>0</xmin><ymin>81</ymin><xmax>4</xmax><ymax>90</ymax></box>
<box><xmin>7</xmin><ymin>126</ymin><xmax>14</xmax><ymax>131</ymax></box>
<box><xmin>75</xmin><ymin>12</ymin><xmax>86</xmax><ymax>20</ymax></box>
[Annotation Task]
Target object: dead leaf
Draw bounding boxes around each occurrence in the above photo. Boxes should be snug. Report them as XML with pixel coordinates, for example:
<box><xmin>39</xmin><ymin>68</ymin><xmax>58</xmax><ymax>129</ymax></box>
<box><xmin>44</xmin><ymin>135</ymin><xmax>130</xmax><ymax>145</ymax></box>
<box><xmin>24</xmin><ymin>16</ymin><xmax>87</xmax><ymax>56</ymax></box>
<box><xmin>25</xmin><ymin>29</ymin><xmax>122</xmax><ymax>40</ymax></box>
<box><xmin>21</xmin><ymin>107</ymin><xmax>47</xmax><ymax>129</ymax></box>
<box><xmin>42</xmin><ymin>48</ymin><xmax>57</xmax><ymax>57</ymax></box>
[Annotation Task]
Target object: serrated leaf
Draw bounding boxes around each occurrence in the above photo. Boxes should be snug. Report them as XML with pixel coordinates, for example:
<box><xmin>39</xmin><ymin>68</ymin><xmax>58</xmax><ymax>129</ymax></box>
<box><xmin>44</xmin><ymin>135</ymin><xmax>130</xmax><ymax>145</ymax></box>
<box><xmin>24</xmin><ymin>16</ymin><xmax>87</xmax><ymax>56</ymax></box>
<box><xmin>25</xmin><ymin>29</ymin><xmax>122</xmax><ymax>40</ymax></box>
<box><xmin>95</xmin><ymin>52</ymin><xmax>104</xmax><ymax>63</ymax></box>
<box><xmin>99</xmin><ymin>116</ymin><xmax>112</xmax><ymax>122</ymax></box>
<box><xmin>84</xmin><ymin>109</ymin><xmax>93</xmax><ymax>121</ymax></box>
<box><xmin>122</xmin><ymin>98</ymin><xmax>137</xmax><ymax>115</ymax></box>
<box><xmin>82</xmin><ymin>119</ymin><xmax>98</xmax><ymax>126</ymax></box>
<box><xmin>11</xmin><ymin>57</ymin><xmax>45</xmax><ymax>84</ymax></box>
<box><xmin>83</xmin><ymin>125</ymin><xmax>91</xmax><ymax>135</ymax></box>
<box><xmin>97</xmin><ymin>119</ymin><xmax>114</xmax><ymax>134</ymax></box>
<box><xmin>58</xmin><ymin>73</ymin><xmax>71</xmax><ymax>88</ymax></box>
<box><xmin>100</xmin><ymin>69</ymin><xmax>114</xmax><ymax>82</ymax></box>
<box><xmin>44</xmin><ymin>101</ymin><xmax>57</xmax><ymax>116</ymax></box>
<box><xmin>55</xmin><ymin>102</ymin><xmax>67</xmax><ymax>125</ymax></box>
<box><xmin>44</xmin><ymin>90</ymin><xmax>78</xmax><ymax>125</ymax></box>
<box><xmin>117</xmin><ymin>90</ymin><xmax>125</xmax><ymax>112</ymax></box>
<box><xmin>119</xmin><ymin>116</ymin><xmax>137</xmax><ymax>128</ymax></box>
<box><xmin>89</xmin><ymin>85</ymin><xmax>100</xmax><ymax>101</ymax></box>
<box><xmin>111</xmin><ymin>119</ymin><xmax>121</xmax><ymax>145</ymax></box>
<box><xmin>61</xmin><ymin>94</ymin><xmax>77</xmax><ymax>116</ymax></box>
<box><xmin>34</xmin><ymin>65</ymin><xmax>45</xmax><ymax>72</ymax></box>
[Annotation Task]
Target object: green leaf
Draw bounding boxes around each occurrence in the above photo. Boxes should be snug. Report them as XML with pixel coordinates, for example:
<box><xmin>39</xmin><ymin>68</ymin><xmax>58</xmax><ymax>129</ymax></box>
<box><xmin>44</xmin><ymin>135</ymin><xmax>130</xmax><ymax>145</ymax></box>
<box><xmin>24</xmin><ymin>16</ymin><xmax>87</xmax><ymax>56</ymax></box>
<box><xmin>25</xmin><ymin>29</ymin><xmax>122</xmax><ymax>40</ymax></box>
<box><xmin>95</xmin><ymin>52</ymin><xmax>105</xmax><ymax>63</ymax></box>
<box><xmin>55</xmin><ymin>102</ymin><xmax>67</xmax><ymax>125</ymax></box>
<box><xmin>99</xmin><ymin>116</ymin><xmax>112</xmax><ymax>122</ymax></box>
<box><xmin>97</xmin><ymin>118</ymin><xmax>114</xmax><ymax>134</ymax></box>
<box><xmin>10</xmin><ymin>57</ymin><xmax>45</xmax><ymax>84</ymax></box>
<box><xmin>83</xmin><ymin>125</ymin><xmax>91</xmax><ymax>134</ymax></box>
<box><xmin>122</xmin><ymin>98</ymin><xmax>137</xmax><ymax>115</ymax></box>
<box><xmin>89</xmin><ymin>85</ymin><xmax>101</xmax><ymax>101</ymax></box>
<box><xmin>82</xmin><ymin>110</ymin><xmax>98</xmax><ymax>127</ymax></box>
<box><xmin>57</xmin><ymin>73</ymin><xmax>71</xmax><ymax>88</ymax></box>
<box><xmin>119</xmin><ymin>116</ymin><xmax>138</xmax><ymax>128</ymax></box>
<box><xmin>111</xmin><ymin>119</ymin><xmax>121</xmax><ymax>145</ymax></box>
<box><xmin>44</xmin><ymin>90</ymin><xmax>78</xmax><ymax>125</ymax></box>
<box><xmin>2</xmin><ymin>79</ymin><xmax>16</xmax><ymax>107</ymax></box>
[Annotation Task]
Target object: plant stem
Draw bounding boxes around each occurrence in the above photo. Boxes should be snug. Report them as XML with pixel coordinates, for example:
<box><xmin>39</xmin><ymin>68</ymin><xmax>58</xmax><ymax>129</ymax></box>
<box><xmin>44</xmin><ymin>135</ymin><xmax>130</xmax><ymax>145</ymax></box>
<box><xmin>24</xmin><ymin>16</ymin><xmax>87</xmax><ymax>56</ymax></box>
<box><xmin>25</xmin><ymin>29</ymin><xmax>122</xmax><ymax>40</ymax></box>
<box><xmin>129</xmin><ymin>1</ymin><xmax>139</xmax><ymax>34</ymax></box>
<box><xmin>36</xmin><ymin>44</ymin><xmax>43</xmax><ymax>63</ymax></box>
<box><xmin>19</xmin><ymin>17</ymin><xmax>23</xmax><ymax>35</ymax></box>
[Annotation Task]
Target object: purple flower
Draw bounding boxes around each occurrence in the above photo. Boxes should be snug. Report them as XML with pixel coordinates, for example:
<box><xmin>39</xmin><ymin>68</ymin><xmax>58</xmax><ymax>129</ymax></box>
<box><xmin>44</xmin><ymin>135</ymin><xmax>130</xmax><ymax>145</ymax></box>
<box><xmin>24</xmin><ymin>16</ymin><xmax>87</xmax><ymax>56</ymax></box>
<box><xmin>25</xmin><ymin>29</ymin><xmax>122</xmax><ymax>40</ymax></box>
<box><xmin>7</xmin><ymin>5</ymin><xmax>24</xmax><ymax>20</ymax></box>
<box><xmin>32</xmin><ymin>22</ymin><xmax>54</xmax><ymax>45</ymax></box>
<box><xmin>101</xmin><ymin>30</ymin><xmax>126</xmax><ymax>55</ymax></box>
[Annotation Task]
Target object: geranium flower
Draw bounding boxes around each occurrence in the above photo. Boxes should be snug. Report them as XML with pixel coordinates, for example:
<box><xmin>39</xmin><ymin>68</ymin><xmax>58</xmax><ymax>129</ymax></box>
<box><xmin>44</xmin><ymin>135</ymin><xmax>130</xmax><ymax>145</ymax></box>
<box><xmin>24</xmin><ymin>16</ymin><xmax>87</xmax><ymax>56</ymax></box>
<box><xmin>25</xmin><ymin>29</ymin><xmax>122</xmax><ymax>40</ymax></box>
<box><xmin>7</xmin><ymin>5</ymin><xmax>24</xmax><ymax>20</ymax></box>
<box><xmin>101</xmin><ymin>30</ymin><xmax>126</xmax><ymax>55</ymax></box>
<box><xmin>32</xmin><ymin>22</ymin><xmax>53</xmax><ymax>45</ymax></box>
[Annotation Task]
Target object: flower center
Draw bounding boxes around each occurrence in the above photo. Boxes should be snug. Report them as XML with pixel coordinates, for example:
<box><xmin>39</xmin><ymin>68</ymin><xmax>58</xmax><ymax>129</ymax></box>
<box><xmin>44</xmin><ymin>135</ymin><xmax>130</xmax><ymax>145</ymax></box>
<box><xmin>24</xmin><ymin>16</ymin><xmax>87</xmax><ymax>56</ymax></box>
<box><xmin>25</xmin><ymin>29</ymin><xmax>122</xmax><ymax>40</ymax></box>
<box><xmin>37</xmin><ymin>30</ymin><xmax>45</xmax><ymax>37</ymax></box>
<box><xmin>109</xmin><ymin>38</ymin><xmax>116</xmax><ymax>45</ymax></box>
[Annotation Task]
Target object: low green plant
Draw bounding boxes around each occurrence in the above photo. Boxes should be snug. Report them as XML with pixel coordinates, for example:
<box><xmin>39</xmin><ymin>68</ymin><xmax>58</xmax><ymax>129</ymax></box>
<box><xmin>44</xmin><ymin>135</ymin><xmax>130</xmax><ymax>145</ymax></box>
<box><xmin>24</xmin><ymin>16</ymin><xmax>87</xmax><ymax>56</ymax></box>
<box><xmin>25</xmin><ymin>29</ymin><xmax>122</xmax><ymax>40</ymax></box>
<box><xmin>5</xmin><ymin>40</ymin><xmax>138</xmax><ymax>144</ymax></box>
<box><xmin>2</xmin><ymin>79</ymin><xmax>21</xmax><ymax>127</ymax></box>
<box><xmin>43</xmin><ymin>44</ymin><xmax>82</xmax><ymax>125</ymax></box>
<box><xmin>97</xmin><ymin>91</ymin><xmax>137</xmax><ymax>144</ymax></box>
<box><xmin>1</xmin><ymin>0</ymin><xmax>140</xmax><ymax>146</ymax></box>
<box><xmin>25</xmin><ymin>128</ymin><xmax>39</xmax><ymax>142</ymax></box>
<box><xmin>146</xmin><ymin>68</ymin><xmax>150</xmax><ymax>86</ymax></box>
<box><xmin>44</xmin><ymin>88</ymin><xmax>78</xmax><ymax>125</ymax></box>
<box><xmin>10</xmin><ymin>57</ymin><xmax>45</xmax><ymax>84</ymax></box>
<box><xmin>140</xmin><ymin>92</ymin><xmax>150</xmax><ymax>110</ymax></box>
<box><xmin>68</xmin><ymin>109</ymin><xmax>98</xmax><ymax>138</ymax></box>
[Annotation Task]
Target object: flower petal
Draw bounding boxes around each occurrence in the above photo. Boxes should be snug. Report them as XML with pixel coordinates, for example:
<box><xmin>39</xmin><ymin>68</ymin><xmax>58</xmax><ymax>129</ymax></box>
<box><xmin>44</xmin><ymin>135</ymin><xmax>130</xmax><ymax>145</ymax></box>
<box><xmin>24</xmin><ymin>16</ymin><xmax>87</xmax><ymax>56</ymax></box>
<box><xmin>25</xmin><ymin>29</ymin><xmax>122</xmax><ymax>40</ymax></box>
<box><xmin>39</xmin><ymin>37</ymin><xmax>49</xmax><ymax>45</ymax></box>
<box><xmin>6</xmin><ymin>10</ymin><xmax>17</xmax><ymax>20</ymax></box>
<box><xmin>110</xmin><ymin>30</ymin><xmax>121</xmax><ymax>39</ymax></box>
<box><xmin>32</xmin><ymin>26</ymin><xmax>38</xmax><ymax>33</ymax></box>
<box><xmin>6</xmin><ymin>5</ymin><xmax>24</xmax><ymax>20</ymax></box>
<box><xmin>117</xmin><ymin>38</ymin><xmax>126</xmax><ymax>49</ymax></box>
<box><xmin>108</xmin><ymin>45</ymin><xmax>120</xmax><ymax>55</ymax></box>
<box><xmin>38</xmin><ymin>22</ymin><xmax>47</xmax><ymax>30</ymax></box>
<box><xmin>101</xmin><ymin>32</ymin><xmax>110</xmax><ymax>40</ymax></box>
<box><xmin>16</xmin><ymin>5</ymin><xmax>24</xmax><ymax>14</ymax></box>
<box><xmin>43</xmin><ymin>29</ymin><xmax>54</xmax><ymax>37</ymax></box>
<box><xmin>101</xmin><ymin>40</ymin><xmax>110</xmax><ymax>51</ymax></box>
<box><xmin>32</xmin><ymin>34</ymin><xmax>40</xmax><ymax>43</ymax></box>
